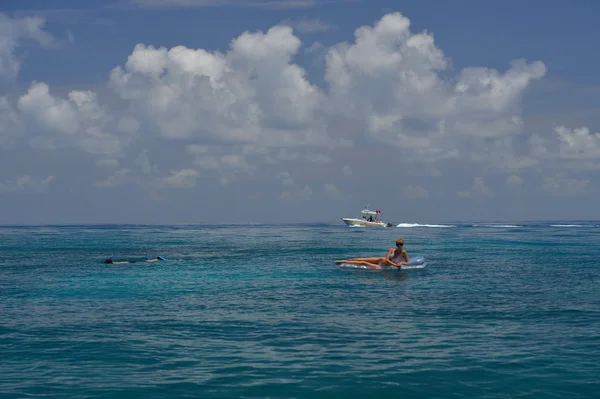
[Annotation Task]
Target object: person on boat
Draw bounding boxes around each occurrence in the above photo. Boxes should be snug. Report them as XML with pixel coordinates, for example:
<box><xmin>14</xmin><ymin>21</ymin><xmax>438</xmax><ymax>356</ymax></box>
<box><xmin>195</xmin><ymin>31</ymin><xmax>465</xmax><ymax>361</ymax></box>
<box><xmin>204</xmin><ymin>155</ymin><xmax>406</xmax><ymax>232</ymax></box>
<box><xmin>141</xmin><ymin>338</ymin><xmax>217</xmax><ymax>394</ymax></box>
<box><xmin>334</xmin><ymin>238</ymin><xmax>409</xmax><ymax>268</ymax></box>
<box><xmin>103</xmin><ymin>256</ymin><xmax>166</xmax><ymax>264</ymax></box>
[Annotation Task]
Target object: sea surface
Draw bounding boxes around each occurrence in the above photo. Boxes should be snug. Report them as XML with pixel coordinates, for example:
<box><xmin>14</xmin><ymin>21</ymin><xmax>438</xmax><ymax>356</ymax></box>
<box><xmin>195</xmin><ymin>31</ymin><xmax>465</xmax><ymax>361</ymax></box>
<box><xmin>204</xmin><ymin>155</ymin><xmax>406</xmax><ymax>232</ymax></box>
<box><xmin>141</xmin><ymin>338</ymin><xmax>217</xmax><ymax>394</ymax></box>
<box><xmin>1</xmin><ymin>222</ymin><xmax>599</xmax><ymax>398</ymax></box>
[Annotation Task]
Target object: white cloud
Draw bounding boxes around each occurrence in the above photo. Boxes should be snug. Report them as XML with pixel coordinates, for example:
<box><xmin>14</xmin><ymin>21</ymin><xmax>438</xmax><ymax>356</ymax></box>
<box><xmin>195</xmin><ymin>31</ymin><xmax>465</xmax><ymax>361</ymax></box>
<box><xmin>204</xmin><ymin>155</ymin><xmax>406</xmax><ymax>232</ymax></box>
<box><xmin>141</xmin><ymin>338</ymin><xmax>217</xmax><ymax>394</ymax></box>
<box><xmin>6</xmin><ymin>12</ymin><xmax>549</xmax><ymax>168</ymax></box>
<box><xmin>404</xmin><ymin>185</ymin><xmax>428</xmax><ymax>198</ymax></box>
<box><xmin>506</xmin><ymin>174</ymin><xmax>524</xmax><ymax>186</ymax></box>
<box><xmin>277</xmin><ymin>148</ymin><xmax>299</xmax><ymax>161</ymax></box>
<box><xmin>280</xmin><ymin>17</ymin><xmax>335</xmax><ymax>33</ymax></box>
<box><xmin>135</xmin><ymin>148</ymin><xmax>153</xmax><ymax>175</ymax></box>
<box><xmin>162</xmin><ymin>168</ymin><xmax>199</xmax><ymax>187</ymax></box>
<box><xmin>305</xmin><ymin>153</ymin><xmax>330</xmax><ymax>163</ymax></box>
<box><xmin>279</xmin><ymin>171</ymin><xmax>295</xmax><ymax>187</ymax></box>
<box><xmin>529</xmin><ymin>125</ymin><xmax>600</xmax><ymax>171</ymax></box>
<box><xmin>324</xmin><ymin>183</ymin><xmax>344</xmax><ymax>200</ymax></box>
<box><xmin>0</xmin><ymin>174</ymin><xmax>53</xmax><ymax>193</ymax></box>
<box><xmin>109</xmin><ymin>25</ymin><xmax>328</xmax><ymax>147</ymax></box>
<box><xmin>4</xmin><ymin>9</ymin><xmax>597</xmax><ymax>208</ymax></box>
<box><xmin>473</xmin><ymin>177</ymin><xmax>490</xmax><ymax>196</ymax></box>
<box><xmin>555</xmin><ymin>126</ymin><xmax>600</xmax><ymax>161</ymax></box>
<box><xmin>0</xmin><ymin>13</ymin><xmax>56</xmax><ymax>80</ymax></box>
<box><xmin>186</xmin><ymin>144</ymin><xmax>255</xmax><ymax>185</ymax></box>
<box><xmin>324</xmin><ymin>13</ymin><xmax>545</xmax><ymax>162</ymax></box>
<box><xmin>296</xmin><ymin>185</ymin><xmax>312</xmax><ymax>199</ymax></box>
<box><xmin>458</xmin><ymin>177</ymin><xmax>491</xmax><ymax>198</ymax></box>
<box><xmin>280</xmin><ymin>185</ymin><xmax>312</xmax><ymax>200</ymax></box>
<box><xmin>94</xmin><ymin>168</ymin><xmax>136</xmax><ymax>189</ymax></box>
<box><xmin>541</xmin><ymin>173</ymin><xmax>590</xmax><ymax>196</ymax></box>
<box><xmin>278</xmin><ymin>171</ymin><xmax>312</xmax><ymax>200</ymax></box>
<box><xmin>95</xmin><ymin>158</ymin><xmax>120</xmax><ymax>169</ymax></box>
<box><xmin>90</xmin><ymin>10</ymin><xmax>547</xmax><ymax>189</ymax></box>
<box><xmin>0</xmin><ymin>97</ymin><xmax>23</xmax><ymax>148</ymax></box>
<box><xmin>19</xmin><ymin>82</ymin><xmax>134</xmax><ymax>156</ymax></box>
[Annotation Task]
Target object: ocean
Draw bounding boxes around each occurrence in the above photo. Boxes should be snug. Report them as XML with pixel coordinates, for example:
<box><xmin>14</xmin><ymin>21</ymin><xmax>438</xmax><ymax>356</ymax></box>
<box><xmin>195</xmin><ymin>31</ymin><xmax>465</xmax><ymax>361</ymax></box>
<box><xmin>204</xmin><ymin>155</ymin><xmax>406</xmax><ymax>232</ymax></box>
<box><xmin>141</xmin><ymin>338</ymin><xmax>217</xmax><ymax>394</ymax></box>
<box><xmin>1</xmin><ymin>222</ymin><xmax>599</xmax><ymax>398</ymax></box>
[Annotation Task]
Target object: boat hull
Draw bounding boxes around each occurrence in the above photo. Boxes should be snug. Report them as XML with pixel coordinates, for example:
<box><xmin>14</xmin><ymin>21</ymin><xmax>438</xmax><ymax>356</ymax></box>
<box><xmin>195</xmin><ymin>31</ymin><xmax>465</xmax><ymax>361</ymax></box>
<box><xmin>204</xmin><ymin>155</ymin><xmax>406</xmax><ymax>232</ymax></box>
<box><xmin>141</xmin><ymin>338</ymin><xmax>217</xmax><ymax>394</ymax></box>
<box><xmin>341</xmin><ymin>218</ymin><xmax>387</xmax><ymax>227</ymax></box>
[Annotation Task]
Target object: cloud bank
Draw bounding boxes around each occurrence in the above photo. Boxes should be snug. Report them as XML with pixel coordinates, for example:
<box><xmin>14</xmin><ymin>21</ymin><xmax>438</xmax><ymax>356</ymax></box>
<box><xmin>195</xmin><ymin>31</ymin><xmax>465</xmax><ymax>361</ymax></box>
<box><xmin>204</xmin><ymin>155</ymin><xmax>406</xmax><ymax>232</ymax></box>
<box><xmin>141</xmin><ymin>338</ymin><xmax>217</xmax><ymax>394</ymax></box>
<box><xmin>1</xmin><ymin>10</ymin><xmax>598</xmax><ymax>213</ymax></box>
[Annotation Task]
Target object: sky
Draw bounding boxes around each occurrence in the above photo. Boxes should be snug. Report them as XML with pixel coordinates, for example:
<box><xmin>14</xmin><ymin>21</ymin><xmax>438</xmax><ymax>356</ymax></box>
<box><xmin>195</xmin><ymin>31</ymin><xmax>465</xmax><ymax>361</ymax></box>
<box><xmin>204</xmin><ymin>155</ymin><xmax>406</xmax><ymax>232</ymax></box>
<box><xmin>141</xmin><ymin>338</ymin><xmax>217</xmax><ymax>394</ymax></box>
<box><xmin>1</xmin><ymin>0</ymin><xmax>600</xmax><ymax>224</ymax></box>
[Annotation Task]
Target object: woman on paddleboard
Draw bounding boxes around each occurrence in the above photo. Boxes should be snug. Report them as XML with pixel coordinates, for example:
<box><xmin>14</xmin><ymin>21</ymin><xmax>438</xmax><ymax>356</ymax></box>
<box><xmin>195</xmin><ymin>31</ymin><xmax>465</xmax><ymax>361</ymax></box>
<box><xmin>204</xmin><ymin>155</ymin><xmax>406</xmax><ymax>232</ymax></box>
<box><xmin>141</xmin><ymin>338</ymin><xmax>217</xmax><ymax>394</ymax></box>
<box><xmin>335</xmin><ymin>238</ymin><xmax>409</xmax><ymax>268</ymax></box>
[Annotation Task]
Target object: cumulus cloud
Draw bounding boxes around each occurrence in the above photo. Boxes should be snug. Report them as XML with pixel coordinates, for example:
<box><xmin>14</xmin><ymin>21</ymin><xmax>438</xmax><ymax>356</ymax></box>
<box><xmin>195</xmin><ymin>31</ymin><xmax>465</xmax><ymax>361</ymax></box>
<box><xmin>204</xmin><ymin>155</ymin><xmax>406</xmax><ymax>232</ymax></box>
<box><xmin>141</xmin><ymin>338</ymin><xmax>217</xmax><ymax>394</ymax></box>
<box><xmin>458</xmin><ymin>177</ymin><xmax>491</xmax><ymax>198</ymax></box>
<box><xmin>97</xmin><ymin>11</ymin><xmax>547</xmax><ymax>179</ymax></box>
<box><xmin>109</xmin><ymin>25</ymin><xmax>328</xmax><ymax>147</ymax></box>
<box><xmin>162</xmin><ymin>168</ymin><xmax>199</xmax><ymax>188</ymax></box>
<box><xmin>555</xmin><ymin>126</ymin><xmax>600</xmax><ymax>161</ymax></box>
<box><xmin>541</xmin><ymin>173</ymin><xmax>590</xmax><ymax>196</ymax></box>
<box><xmin>404</xmin><ymin>185</ymin><xmax>429</xmax><ymax>198</ymax></box>
<box><xmin>280</xmin><ymin>17</ymin><xmax>335</xmax><ymax>33</ymax></box>
<box><xmin>529</xmin><ymin>125</ymin><xmax>600</xmax><ymax>171</ymax></box>
<box><xmin>0</xmin><ymin>97</ymin><xmax>23</xmax><ymax>148</ymax></box>
<box><xmin>324</xmin><ymin>13</ymin><xmax>546</xmax><ymax>162</ymax></box>
<box><xmin>19</xmin><ymin>82</ymin><xmax>136</xmax><ymax>156</ymax></box>
<box><xmin>3</xmin><ymin>9</ymin><xmax>594</xmax><ymax>203</ymax></box>
<box><xmin>135</xmin><ymin>148</ymin><xmax>153</xmax><ymax>175</ymax></box>
<box><xmin>278</xmin><ymin>171</ymin><xmax>312</xmax><ymax>200</ymax></box>
<box><xmin>0</xmin><ymin>13</ymin><xmax>56</xmax><ymax>80</ymax></box>
<box><xmin>0</xmin><ymin>13</ymin><xmax>56</xmax><ymax>147</ymax></box>
<box><xmin>324</xmin><ymin>183</ymin><xmax>344</xmax><ymax>200</ymax></box>
<box><xmin>0</xmin><ymin>174</ymin><xmax>54</xmax><ymax>193</ymax></box>
<box><xmin>280</xmin><ymin>185</ymin><xmax>312</xmax><ymax>200</ymax></box>
<box><xmin>277</xmin><ymin>148</ymin><xmax>299</xmax><ymax>161</ymax></box>
<box><xmin>94</xmin><ymin>168</ymin><xmax>136</xmax><ymax>189</ymax></box>
<box><xmin>305</xmin><ymin>153</ymin><xmax>330</xmax><ymax>163</ymax></box>
<box><xmin>506</xmin><ymin>174</ymin><xmax>524</xmax><ymax>186</ymax></box>
<box><xmin>95</xmin><ymin>158</ymin><xmax>120</xmax><ymax>169</ymax></box>
<box><xmin>186</xmin><ymin>144</ymin><xmax>255</xmax><ymax>185</ymax></box>
<box><xmin>6</xmin><ymin>12</ymin><xmax>549</xmax><ymax>161</ymax></box>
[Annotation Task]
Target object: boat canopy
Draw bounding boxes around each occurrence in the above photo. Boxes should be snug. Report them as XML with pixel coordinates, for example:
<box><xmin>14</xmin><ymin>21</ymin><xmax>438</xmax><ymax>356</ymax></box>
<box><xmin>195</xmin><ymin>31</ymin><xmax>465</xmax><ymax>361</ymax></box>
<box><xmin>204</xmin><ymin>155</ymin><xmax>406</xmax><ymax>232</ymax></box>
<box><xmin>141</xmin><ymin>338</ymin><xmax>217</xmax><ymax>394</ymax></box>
<box><xmin>360</xmin><ymin>209</ymin><xmax>381</xmax><ymax>215</ymax></box>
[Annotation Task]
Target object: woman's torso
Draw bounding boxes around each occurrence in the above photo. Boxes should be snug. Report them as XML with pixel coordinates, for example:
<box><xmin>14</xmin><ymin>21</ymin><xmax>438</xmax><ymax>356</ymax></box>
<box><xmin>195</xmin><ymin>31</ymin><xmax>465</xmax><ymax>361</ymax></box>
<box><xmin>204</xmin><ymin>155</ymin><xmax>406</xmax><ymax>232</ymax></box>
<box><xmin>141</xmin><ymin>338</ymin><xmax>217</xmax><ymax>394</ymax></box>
<box><xmin>391</xmin><ymin>249</ymin><xmax>405</xmax><ymax>263</ymax></box>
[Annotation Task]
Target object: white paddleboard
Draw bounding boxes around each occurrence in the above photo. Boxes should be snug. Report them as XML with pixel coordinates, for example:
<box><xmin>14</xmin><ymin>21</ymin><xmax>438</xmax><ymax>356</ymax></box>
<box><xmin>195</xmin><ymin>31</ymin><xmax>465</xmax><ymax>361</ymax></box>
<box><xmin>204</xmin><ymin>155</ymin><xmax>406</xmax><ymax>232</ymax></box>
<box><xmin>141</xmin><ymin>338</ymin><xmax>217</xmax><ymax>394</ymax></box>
<box><xmin>339</xmin><ymin>255</ymin><xmax>427</xmax><ymax>270</ymax></box>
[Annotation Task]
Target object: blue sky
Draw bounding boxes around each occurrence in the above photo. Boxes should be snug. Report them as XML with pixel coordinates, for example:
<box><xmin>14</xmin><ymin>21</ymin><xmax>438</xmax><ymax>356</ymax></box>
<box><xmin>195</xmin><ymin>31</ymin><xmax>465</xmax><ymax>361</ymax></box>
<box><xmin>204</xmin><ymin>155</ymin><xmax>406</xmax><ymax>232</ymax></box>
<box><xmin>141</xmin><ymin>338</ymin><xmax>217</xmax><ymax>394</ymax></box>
<box><xmin>1</xmin><ymin>0</ymin><xmax>599</xmax><ymax>224</ymax></box>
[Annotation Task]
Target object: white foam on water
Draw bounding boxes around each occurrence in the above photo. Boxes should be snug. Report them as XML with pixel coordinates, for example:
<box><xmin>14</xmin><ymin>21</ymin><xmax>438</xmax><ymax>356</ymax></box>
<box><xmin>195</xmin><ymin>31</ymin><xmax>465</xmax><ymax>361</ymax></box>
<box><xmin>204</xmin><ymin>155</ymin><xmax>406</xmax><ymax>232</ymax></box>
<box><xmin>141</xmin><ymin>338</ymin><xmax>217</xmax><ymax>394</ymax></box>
<box><xmin>396</xmin><ymin>223</ymin><xmax>455</xmax><ymax>228</ymax></box>
<box><xmin>550</xmin><ymin>224</ymin><xmax>593</xmax><ymax>227</ymax></box>
<box><xmin>474</xmin><ymin>224</ymin><xmax>521</xmax><ymax>228</ymax></box>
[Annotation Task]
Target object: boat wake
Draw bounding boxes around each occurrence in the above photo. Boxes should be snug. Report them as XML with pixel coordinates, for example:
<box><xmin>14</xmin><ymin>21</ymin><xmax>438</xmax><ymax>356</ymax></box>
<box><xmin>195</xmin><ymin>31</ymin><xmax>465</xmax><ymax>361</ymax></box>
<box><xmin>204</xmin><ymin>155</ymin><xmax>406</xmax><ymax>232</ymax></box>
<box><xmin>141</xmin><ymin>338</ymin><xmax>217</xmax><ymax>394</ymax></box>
<box><xmin>396</xmin><ymin>223</ymin><xmax>455</xmax><ymax>228</ymax></box>
<box><xmin>473</xmin><ymin>224</ymin><xmax>521</xmax><ymax>228</ymax></box>
<box><xmin>550</xmin><ymin>224</ymin><xmax>598</xmax><ymax>228</ymax></box>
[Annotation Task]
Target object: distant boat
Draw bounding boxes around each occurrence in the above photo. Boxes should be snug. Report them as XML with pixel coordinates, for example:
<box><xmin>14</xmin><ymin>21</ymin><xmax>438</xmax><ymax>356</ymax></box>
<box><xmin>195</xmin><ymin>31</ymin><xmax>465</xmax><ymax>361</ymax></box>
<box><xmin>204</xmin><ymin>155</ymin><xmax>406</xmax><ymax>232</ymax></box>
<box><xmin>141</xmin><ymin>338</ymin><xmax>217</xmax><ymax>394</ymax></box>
<box><xmin>341</xmin><ymin>208</ymin><xmax>392</xmax><ymax>227</ymax></box>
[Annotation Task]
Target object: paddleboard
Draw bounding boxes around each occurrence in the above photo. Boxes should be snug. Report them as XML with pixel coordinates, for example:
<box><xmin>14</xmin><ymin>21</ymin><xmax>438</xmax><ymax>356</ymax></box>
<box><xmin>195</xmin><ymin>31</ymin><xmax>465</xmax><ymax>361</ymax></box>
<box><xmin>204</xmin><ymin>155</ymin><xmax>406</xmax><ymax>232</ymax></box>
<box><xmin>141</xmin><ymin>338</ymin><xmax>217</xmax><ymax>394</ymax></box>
<box><xmin>339</xmin><ymin>255</ymin><xmax>427</xmax><ymax>270</ymax></box>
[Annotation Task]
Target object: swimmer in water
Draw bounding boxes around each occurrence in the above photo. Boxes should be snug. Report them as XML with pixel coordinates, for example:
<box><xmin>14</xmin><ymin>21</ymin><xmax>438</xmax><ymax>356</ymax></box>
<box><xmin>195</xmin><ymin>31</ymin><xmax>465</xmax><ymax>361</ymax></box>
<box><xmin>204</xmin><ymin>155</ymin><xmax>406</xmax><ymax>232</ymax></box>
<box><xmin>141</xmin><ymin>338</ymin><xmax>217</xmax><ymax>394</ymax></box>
<box><xmin>103</xmin><ymin>256</ymin><xmax>166</xmax><ymax>264</ymax></box>
<box><xmin>334</xmin><ymin>238</ymin><xmax>409</xmax><ymax>268</ymax></box>
<box><xmin>145</xmin><ymin>256</ymin><xmax>167</xmax><ymax>263</ymax></box>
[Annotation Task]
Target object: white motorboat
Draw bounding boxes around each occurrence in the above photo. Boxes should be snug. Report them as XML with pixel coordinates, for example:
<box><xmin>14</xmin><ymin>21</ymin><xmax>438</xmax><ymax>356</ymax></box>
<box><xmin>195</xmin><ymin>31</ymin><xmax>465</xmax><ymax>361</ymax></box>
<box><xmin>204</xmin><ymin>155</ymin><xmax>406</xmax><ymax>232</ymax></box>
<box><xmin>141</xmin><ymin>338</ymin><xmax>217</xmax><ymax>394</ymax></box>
<box><xmin>341</xmin><ymin>208</ymin><xmax>392</xmax><ymax>227</ymax></box>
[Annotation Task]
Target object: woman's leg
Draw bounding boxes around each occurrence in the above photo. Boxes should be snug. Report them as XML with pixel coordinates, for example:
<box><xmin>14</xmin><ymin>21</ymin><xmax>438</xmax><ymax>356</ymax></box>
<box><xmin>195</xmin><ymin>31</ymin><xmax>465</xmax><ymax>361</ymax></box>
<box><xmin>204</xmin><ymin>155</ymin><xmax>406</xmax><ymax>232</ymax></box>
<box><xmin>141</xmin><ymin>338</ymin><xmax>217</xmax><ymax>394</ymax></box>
<box><xmin>336</xmin><ymin>259</ymin><xmax>381</xmax><ymax>268</ymax></box>
<box><xmin>379</xmin><ymin>258</ymin><xmax>400</xmax><ymax>268</ymax></box>
<box><xmin>335</xmin><ymin>256</ymin><xmax>382</xmax><ymax>264</ymax></box>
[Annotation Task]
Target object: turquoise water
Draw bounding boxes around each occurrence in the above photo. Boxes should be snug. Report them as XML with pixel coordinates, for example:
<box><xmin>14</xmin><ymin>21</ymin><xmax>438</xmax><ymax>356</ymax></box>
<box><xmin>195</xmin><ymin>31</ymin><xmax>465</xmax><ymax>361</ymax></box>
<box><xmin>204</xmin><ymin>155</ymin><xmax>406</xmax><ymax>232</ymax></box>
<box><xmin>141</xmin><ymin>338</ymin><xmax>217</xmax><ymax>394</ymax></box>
<box><xmin>1</xmin><ymin>222</ymin><xmax>599</xmax><ymax>398</ymax></box>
